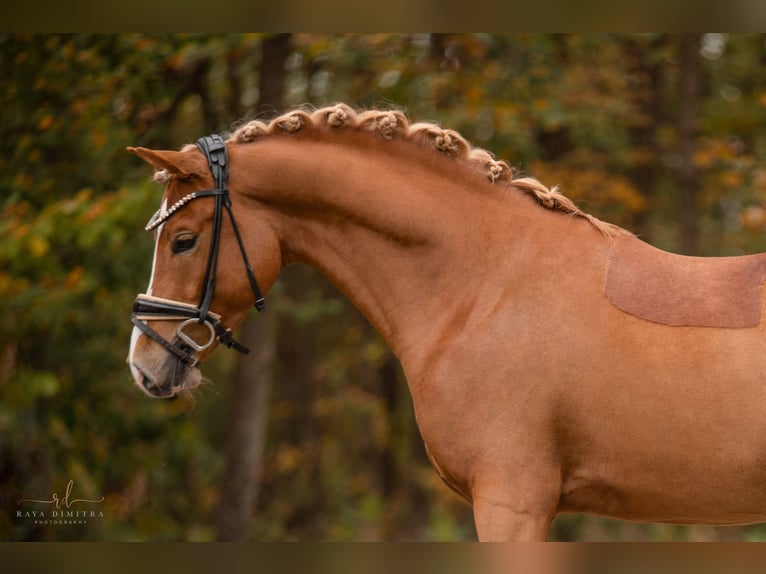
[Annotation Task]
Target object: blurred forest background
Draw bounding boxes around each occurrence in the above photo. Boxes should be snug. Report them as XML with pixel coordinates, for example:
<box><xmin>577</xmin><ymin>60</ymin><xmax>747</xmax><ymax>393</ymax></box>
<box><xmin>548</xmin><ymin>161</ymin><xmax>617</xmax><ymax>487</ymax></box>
<box><xmin>4</xmin><ymin>33</ymin><xmax>766</xmax><ymax>541</ymax></box>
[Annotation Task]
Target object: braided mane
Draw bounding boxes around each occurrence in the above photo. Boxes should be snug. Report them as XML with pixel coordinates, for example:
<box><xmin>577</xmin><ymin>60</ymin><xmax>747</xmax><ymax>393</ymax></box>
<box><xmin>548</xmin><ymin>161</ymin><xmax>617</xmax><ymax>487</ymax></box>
<box><xmin>228</xmin><ymin>103</ymin><xmax>627</xmax><ymax>238</ymax></box>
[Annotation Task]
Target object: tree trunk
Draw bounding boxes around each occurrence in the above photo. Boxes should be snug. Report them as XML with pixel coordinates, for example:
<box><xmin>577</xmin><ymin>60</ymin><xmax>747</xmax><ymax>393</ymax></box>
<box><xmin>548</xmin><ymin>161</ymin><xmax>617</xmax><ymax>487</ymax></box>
<box><xmin>257</xmin><ymin>34</ymin><xmax>291</xmax><ymax>116</ymax></box>
<box><xmin>678</xmin><ymin>34</ymin><xmax>701</xmax><ymax>255</ymax></box>
<box><xmin>213</xmin><ymin>33</ymin><xmax>291</xmax><ymax>542</ymax></box>
<box><xmin>214</xmin><ymin>311</ymin><xmax>276</xmax><ymax>540</ymax></box>
<box><xmin>621</xmin><ymin>34</ymin><xmax>668</xmax><ymax>243</ymax></box>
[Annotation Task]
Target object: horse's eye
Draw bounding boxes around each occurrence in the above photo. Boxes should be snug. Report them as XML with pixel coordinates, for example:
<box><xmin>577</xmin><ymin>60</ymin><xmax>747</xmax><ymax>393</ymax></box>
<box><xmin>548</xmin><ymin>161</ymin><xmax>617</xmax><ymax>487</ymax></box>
<box><xmin>171</xmin><ymin>234</ymin><xmax>198</xmax><ymax>254</ymax></box>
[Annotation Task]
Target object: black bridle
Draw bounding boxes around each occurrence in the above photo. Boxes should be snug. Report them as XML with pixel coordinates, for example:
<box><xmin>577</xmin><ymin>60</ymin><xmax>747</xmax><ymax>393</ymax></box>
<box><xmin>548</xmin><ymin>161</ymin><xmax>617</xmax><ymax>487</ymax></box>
<box><xmin>131</xmin><ymin>134</ymin><xmax>265</xmax><ymax>367</ymax></box>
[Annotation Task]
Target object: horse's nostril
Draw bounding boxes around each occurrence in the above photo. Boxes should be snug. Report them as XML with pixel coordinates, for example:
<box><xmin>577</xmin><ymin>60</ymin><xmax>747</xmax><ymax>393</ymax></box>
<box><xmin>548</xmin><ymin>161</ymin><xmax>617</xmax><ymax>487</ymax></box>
<box><xmin>133</xmin><ymin>364</ymin><xmax>158</xmax><ymax>391</ymax></box>
<box><xmin>136</xmin><ymin>368</ymin><xmax>145</xmax><ymax>387</ymax></box>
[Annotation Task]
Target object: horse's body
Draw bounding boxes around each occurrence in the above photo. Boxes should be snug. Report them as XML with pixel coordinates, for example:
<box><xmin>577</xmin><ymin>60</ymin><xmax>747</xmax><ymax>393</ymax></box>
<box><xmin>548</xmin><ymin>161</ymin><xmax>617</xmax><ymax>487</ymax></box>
<box><xmin>127</xmin><ymin>105</ymin><xmax>766</xmax><ymax>540</ymax></box>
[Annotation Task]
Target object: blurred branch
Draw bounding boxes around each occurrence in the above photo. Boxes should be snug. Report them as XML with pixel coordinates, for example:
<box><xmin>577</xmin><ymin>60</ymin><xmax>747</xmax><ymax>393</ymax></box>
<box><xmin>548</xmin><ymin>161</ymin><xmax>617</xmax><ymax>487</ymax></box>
<box><xmin>213</xmin><ymin>33</ymin><xmax>291</xmax><ymax>542</ymax></box>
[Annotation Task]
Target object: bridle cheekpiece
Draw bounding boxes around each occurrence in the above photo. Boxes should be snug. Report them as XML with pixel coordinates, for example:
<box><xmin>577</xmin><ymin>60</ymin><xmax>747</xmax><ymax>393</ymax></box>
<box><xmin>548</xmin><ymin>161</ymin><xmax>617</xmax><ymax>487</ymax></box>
<box><xmin>131</xmin><ymin>134</ymin><xmax>265</xmax><ymax>367</ymax></box>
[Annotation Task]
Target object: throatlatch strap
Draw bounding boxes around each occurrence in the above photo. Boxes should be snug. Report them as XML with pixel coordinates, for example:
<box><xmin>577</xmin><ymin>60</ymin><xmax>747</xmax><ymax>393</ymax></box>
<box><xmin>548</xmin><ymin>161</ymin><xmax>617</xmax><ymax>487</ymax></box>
<box><xmin>195</xmin><ymin>134</ymin><xmax>265</xmax><ymax>314</ymax></box>
<box><xmin>224</xmin><ymin>201</ymin><xmax>266</xmax><ymax>311</ymax></box>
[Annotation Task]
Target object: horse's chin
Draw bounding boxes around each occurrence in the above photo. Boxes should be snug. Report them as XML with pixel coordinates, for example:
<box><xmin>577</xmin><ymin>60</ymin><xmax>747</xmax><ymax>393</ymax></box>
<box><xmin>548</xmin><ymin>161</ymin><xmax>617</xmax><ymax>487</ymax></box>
<box><xmin>130</xmin><ymin>357</ymin><xmax>203</xmax><ymax>399</ymax></box>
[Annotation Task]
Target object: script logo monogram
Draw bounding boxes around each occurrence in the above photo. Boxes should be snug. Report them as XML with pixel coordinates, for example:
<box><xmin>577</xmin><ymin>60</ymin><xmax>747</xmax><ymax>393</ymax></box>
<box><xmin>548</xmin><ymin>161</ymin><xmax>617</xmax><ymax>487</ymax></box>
<box><xmin>17</xmin><ymin>479</ymin><xmax>104</xmax><ymax>509</ymax></box>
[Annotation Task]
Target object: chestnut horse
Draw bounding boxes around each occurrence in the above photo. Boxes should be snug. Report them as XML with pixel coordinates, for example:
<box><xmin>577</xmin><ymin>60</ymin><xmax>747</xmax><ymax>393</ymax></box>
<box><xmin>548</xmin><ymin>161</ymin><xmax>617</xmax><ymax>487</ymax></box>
<box><xmin>127</xmin><ymin>104</ymin><xmax>766</xmax><ymax>541</ymax></box>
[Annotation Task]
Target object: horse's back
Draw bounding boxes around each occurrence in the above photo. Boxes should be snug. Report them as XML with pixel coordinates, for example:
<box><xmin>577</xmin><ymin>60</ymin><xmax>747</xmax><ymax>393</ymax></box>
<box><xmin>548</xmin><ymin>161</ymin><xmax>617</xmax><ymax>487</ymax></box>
<box><xmin>605</xmin><ymin>235</ymin><xmax>766</xmax><ymax>328</ymax></box>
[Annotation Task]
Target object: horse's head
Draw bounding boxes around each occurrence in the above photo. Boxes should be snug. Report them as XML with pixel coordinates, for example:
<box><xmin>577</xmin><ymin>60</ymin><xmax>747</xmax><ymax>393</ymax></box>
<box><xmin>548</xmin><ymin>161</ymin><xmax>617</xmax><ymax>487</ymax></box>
<box><xmin>126</xmin><ymin>136</ymin><xmax>278</xmax><ymax>398</ymax></box>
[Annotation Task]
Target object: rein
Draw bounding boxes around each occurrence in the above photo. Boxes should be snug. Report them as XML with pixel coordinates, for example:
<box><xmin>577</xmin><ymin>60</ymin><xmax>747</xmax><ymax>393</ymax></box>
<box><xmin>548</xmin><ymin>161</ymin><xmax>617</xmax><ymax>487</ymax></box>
<box><xmin>131</xmin><ymin>134</ymin><xmax>265</xmax><ymax>367</ymax></box>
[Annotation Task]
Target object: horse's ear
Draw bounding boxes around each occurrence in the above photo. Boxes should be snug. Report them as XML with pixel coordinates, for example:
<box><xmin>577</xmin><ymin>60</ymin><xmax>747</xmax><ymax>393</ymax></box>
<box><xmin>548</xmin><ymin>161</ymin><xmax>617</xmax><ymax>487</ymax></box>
<box><xmin>127</xmin><ymin>147</ymin><xmax>207</xmax><ymax>178</ymax></box>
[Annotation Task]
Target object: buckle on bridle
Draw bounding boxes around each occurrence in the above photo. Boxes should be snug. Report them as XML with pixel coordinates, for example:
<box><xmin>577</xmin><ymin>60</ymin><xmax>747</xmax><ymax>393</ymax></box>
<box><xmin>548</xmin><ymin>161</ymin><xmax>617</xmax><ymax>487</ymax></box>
<box><xmin>177</xmin><ymin>318</ymin><xmax>217</xmax><ymax>352</ymax></box>
<box><xmin>131</xmin><ymin>293</ymin><xmax>250</xmax><ymax>367</ymax></box>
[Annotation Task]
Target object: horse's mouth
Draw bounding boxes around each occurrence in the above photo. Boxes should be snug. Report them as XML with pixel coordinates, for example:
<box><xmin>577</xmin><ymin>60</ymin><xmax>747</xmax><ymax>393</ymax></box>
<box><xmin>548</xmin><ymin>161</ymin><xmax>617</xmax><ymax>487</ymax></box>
<box><xmin>132</xmin><ymin>361</ymin><xmax>200</xmax><ymax>398</ymax></box>
<box><xmin>132</xmin><ymin>364</ymin><xmax>172</xmax><ymax>398</ymax></box>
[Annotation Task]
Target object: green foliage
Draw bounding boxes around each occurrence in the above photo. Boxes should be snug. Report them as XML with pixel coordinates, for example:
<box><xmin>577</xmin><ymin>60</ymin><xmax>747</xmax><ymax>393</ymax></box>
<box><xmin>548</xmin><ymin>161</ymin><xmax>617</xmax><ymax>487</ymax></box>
<box><xmin>0</xmin><ymin>178</ymin><xmax>224</xmax><ymax>541</ymax></box>
<box><xmin>5</xmin><ymin>34</ymin><xmax>766</xmax><ymax>541</ymax></box>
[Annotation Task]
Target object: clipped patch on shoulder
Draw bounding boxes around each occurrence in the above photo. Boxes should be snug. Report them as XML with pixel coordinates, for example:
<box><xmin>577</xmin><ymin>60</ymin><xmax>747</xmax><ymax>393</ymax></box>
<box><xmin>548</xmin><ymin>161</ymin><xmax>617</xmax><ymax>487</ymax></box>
<box><xmin>605</xmin><ymin>236</ymin><xmax>766</xmax><ymax>328</ymax></box>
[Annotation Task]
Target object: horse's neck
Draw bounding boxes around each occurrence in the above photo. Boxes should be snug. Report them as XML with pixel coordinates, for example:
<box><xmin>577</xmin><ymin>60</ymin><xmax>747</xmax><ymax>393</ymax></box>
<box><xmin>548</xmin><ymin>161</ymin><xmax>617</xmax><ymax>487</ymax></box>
<box><xmin>233</xmin><ymin>136</ymin><xmax>573</xmax><ymax>372</ymax></box>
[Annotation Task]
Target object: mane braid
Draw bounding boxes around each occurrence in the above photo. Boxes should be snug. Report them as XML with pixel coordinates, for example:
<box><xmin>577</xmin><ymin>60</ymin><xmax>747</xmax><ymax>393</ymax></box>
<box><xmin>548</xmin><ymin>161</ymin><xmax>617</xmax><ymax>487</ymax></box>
<box><xmin>229</xmin><ymin>103</ymin><xmax>629</xmax><ymax>238</ymax></box>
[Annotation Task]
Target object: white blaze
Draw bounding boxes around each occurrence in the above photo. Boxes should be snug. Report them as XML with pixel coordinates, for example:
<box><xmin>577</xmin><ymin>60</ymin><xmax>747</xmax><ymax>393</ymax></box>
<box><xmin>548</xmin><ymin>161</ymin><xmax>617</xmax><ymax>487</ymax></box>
<box><xmin>128</xmin><ymin>199</ymin><xmax>167</xmax><ymax>378</ymax></box>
